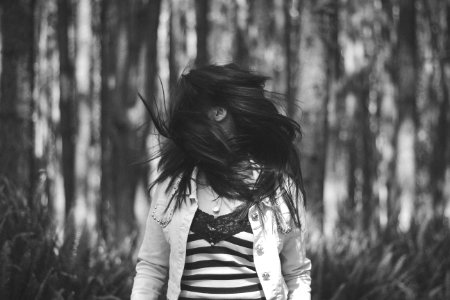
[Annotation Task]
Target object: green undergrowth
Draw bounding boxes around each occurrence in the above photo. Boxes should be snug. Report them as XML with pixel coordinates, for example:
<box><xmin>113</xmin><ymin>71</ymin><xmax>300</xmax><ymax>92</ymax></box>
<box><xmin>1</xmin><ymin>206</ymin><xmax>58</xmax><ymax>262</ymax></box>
<box><xmin>309</xmin><ymin>218</ymin><xmax>450</xmax><ymax>300</ymax></box>
<box><xmin>0</xmin><ymin>178</ymin><xmax>135</xmax><ymax>300</ymax></box>
<box><xmin>1</xmin><ymin>177</ymin><xmax>449</xmax><ymax>299</ymax></box>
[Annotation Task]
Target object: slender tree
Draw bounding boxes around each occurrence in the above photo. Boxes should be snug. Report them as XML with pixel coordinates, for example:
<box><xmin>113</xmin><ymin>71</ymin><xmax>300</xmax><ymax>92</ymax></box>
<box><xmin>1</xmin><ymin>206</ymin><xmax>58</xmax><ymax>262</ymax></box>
<box><xmin>100</xmin><ymin>0</ymin><xmax>162</xmax><ymax>246</ymax></box>
<box><xmin>284</xmin><ymin>0</ymin><xmax>302</xmax><ymax>117</ymax></box>
<box><xmin>195</xmin><ymin>0</ymin><xmax>209</xmax><ymax>66</ymax></box>
<box><xmin>101</xmin><ymin>0</ymin><xmax>134</xmax><ymax>245</ymax></box>
<box><xmin>0</xmin><ymin>0</ymin><xmax>36</xmax><ymax>198</ymax></box>
<box><xmin>321</xmin><ymin>0</ymin><xmax>350</xmax><ymax>235</ymax></box>
<box><xmin>100</xmin><ymin>0</ymin><xmax>113</xmax><ymax>243</ymax></box>
<box><xmin>234</xmin><ymin>0</ymin><xmax>251</xmax><ymax>68</ymax></box>
<box><xmin>35</xmin><ymin>0</ymin><xmax>65</xmax><ymax>227</ymax></box>
<box><xmin>169</xmin><ymin>0</ymin><xmax>191</xmax><ymax>92</ymax></box>
<box><xmin>295</xmin><ymin>0</ymin><xmax>329</xmax><ymax>231</ymax></box>
<box><xmin>359</xmin><ymin>74</ymin><xmax>376</xmax><ymax>231</ymax></box>
<box><xmin>57</xmin><ymin>0</ymin><xmax>76</xmax><ymax>217</ymax></box>
<box><xmin>423</xmin><ymin>0</ymin><xmax>450</xmax><ymax>216</ymax></box>
<box><xmin>145</xmin><ymin>0</ymin><xmax>163</xmax><ymax>104</ymax></box>
<box><xmin>392</xmin><ymin>0</ymin><xmax>418</xmax><ymax>230</ymax></box>
<box><xmin>73</xmin><ymin>0</ymin><xmax>100</xmax><ymax>242</ymax></box>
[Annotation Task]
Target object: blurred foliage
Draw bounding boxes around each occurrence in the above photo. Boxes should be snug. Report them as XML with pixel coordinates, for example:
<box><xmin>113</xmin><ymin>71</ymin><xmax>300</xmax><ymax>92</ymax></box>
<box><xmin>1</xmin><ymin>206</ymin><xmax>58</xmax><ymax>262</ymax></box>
<box><xmin>0</xmin><ymin>177</ymin><xmax>135</xmax><ymax>300</ymax></box>
<box><xmin>309</xmin><ymin>217</ymin><xmax>450</xmax><ymax>300</ymax></box>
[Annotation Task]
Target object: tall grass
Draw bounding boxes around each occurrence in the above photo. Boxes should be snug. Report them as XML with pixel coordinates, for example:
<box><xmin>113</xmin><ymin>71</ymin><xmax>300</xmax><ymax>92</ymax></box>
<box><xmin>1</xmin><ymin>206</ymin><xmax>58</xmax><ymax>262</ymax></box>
<box><xmin>309</xmin><ymin>218</ymin><xmax>450</xmax><ymax>300</ymax></box>
<box><xmin>0</xmin><ymin>178</ymin><xmax>135</xmax><ymax>300</ymax></box>
<box><xmin>1</xmin><ymin>176</ymin><xmax>449</xmax><ymax>299</ymax></box>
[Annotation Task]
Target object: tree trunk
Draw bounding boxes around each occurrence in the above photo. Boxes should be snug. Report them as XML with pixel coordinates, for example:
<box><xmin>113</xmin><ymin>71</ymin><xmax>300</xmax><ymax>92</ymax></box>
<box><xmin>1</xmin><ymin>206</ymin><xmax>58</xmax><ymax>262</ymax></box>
<box><xmin>377</xmin><ymin>0</ymin><xmax>398</xmax><ymax>231</ymax></box>
<box><xmin>284</xmin><ymin>0</ymin><xmax>302</xmax><ymax>117</ymax></box>
<box><xmin>145</xmin><ymin>0</ymin><xmax>162</xmax><ymax>103</ymax></box>
<box><xmin>339</xmin><ymin>70</ymin><xmax>372</xmax><ymax>231</ymax></box>
<box><xmin>360</xmin><ymin>83</ymin><xmax>375</xmax><ymax>231</ymax></box>
<box><xmin>0</xmin><ymin>0</ymin><xmax>35</xmax><ymax>198</ymax></box>
<box><xmin>57</xmin><ymin>0</ymin><xmax>76</xmax><ymax>217</ymax></box>
<box><xmin>100</xmin><ymin>0</ymin><xmax>113</xmax><ymax>243</ymax></box>
<box><xmin>392</xmin><ymin>0</ymin><xmax>417</xmax><ymax>230</ymax></box>
<box><xmin>234</xmin><ymin>0</ymin><xmax>250</xmax><ymax>68</ymax></box>
<box><xmin>35</xmin><ymin>0</ymin><xmax>65</xmax><ymax>232</ymax></box>
<box><xmin>321</xmin><ymin>1</ymin><xmax>350</xmax><ymax>236</ymax></box>
<box><xmin>195</xmin><ymin>0</ymin><xmax>209</xmax><ymax>67</ymax></box>
<box><xmin>294</xmin><ymin>0</ymin><xmax>328</xmax><ymax>231</ymax></box>
<box><xmin>169</xmin><ymin>0</ymin><xmax>189</xmax><ymax>92</ymax></box>
<box><xmin>100</xmin><ymin>0</ymin><xmax>162</xmax><ymax>247</ymax></box>
<box><xmin>72</xmin><ymin>0</ymin><xmax>99</xmax><ymax>244</ymax></box>
<box><xmin>424</xmin><ymin>0</ymin><xmax>450</xmax><ymax>216</ymax></box>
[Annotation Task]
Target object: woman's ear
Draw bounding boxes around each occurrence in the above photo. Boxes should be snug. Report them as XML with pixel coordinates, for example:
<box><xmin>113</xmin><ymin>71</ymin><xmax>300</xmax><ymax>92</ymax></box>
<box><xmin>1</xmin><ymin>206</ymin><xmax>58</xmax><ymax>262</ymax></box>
<box><xmin>207</xmin><ymin>106</ymin><xmax>228</xmax><ymax>122</ymax></box>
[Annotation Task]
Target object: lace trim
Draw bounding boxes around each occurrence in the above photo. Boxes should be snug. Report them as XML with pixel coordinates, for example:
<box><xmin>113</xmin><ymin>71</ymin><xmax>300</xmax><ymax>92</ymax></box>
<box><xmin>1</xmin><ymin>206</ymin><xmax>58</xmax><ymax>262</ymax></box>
<box><xmin>189</xmin><ymin>207</ymin><xmax>251</xmax><ymax>245</ymax></box>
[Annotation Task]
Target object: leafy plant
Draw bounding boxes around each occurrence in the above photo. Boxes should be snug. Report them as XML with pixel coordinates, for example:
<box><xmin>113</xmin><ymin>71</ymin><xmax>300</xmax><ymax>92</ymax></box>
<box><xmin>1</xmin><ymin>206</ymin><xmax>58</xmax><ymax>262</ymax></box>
<box><xmin>309</xmin><ymin>216</ymin><xmax>450</xmax><ymax>300</ymax></box>
<box><xmin>0</xmin><ymin>178</ymin><xmax>135</xmax><ymax>300</ymax></box>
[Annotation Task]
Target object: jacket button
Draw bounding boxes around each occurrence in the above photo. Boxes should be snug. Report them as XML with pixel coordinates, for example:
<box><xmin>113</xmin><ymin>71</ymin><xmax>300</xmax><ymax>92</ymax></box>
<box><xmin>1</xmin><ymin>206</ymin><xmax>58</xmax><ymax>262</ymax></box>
<box><xmin>251</xmin><ymin>213</ymin><xmax>259</xmax><ymax>221</ymax></box>
<box><xmin>256</xmin><ymin>244</ymin><xmax>264</xmax><ymax>255</ymax></box>
<box><xmin>262</xmin><ymin>272</ymin><xmax>270</xmax><ymax>280</ymax></box>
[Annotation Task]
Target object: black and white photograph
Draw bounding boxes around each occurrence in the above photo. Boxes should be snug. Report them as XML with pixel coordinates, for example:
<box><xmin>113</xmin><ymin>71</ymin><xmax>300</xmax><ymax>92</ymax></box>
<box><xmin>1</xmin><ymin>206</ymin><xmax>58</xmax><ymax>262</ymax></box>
<box><xmin>0</xmin><ymin>0</ymin><xmax>449</xmax><ymax>299</ymax></box>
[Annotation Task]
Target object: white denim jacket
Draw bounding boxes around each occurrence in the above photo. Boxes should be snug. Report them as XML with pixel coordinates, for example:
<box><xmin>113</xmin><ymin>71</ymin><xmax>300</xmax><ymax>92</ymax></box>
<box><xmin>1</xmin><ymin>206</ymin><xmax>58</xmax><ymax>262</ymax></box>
<box><xmin>131</xmin><ymin>168</ymin><xmax>311</xmax><ymax>300</ymax></box>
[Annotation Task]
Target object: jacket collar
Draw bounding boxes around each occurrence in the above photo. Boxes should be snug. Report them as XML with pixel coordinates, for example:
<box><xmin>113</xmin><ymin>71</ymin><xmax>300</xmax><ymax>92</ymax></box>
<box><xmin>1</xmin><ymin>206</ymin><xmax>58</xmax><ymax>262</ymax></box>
<box><xmin>186</xmin><ymin>164</ymin><xmax>263</xmax><ymax>203</ymax></box>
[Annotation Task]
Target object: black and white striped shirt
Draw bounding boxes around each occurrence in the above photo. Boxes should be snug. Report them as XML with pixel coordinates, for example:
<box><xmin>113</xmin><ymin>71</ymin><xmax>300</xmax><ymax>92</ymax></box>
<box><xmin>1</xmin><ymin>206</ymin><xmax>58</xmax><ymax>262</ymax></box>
<box><xmin>179</xmin><ymin>209</ymin><xmax>266</xmax><ymax>299</ymax></box>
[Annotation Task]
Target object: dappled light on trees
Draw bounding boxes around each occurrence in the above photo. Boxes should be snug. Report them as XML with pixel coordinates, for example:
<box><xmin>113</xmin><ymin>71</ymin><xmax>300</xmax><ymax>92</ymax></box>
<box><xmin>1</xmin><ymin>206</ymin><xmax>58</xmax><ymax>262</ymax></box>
<box><xmin>0</xmin><ymin>0</ymin><xmax>450</xmax><ymax>299</ymax></box>
<box><xmin>1</xmin><ymin>0</ymin><xmax>449</xmax><ymax>249</ymax></box>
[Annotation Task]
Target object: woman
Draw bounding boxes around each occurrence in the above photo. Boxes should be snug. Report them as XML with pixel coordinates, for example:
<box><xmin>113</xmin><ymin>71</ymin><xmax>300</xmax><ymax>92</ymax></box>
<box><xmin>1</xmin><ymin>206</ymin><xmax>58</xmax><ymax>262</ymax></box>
<box><xmin>131</xmin><ymin>64</ymin><xmax>311</xmax><ymax>300</ymax></box>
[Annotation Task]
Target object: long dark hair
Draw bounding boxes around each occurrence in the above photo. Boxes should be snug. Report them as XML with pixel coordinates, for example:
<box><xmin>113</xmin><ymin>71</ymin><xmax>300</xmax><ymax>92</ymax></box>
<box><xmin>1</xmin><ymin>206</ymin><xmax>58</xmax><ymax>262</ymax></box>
<box><xmin>142</xmin><ymin>63</ymin><xmax>306</xmax><ymax>228</ymax></box>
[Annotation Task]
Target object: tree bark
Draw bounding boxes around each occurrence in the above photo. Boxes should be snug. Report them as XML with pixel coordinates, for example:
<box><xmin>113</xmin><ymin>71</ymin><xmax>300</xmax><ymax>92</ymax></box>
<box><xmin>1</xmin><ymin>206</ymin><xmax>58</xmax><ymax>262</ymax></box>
<box><xmin>100</xmin><ymin>0</ymin><xmax>162</xmax><ymax>246</ymax></box>
<box><xmin>338</xmin><ymin>69</ymin><xmax>373</xmax><ymax>232</ymax></box>
<box><xmin>234</xmin><ymin>0</ymin><xmax>250</xmax><ymax>68</ymax></box>
<box><xmin>294</xmin><ymin>0</ymin><xmax>328</xmax><ymax>231</ymax></box>
<box><xmin>34</xmin><ymin>0</ymin><xmax>65</xmax><ymax>231</ymax></box>
<box><xmin>57</xmin><ymin>0</ymin><xmax>76</xmax><ymax>217</ymax></box>
<box><xmin>67</xmin><ymin>0</ymin><xmax>101</xmax><ymax>247</ymax></box>
<box><xmin>360</xmin><ymin>81</ymin><xmax>375</xmax><ymax>231</ymax></box>
<box><xmin>195</xmin><ymin>0</ymin><xmax>209</xmax><ymax>67</ymax></box>
<box><xmin>0</xmin><ymin>0</ymin><xmax>35</xmax><ymax>197</ymax></box>
<box><xmin>423</xmin><ymin>0</ymin><xmax>450</xmax><ymax>216</ymax></box>
<box><xmin>169</xmin><ymin>0</ymin><xmax>189</xmax><ymax>92</ymax></box>
<box><xmin>321</xmin><ymin>0</ymin><xmax>351</xmax><ymax>236</ymax></box>
<box><xmin>284</xmin><ymin>0</ymin><xmax>302</xmax><ymax>117</ymax></box>
<box><xmin>392</xmin><ymin>0</ymin><xmax>417</xmax><ymax>230</ymax></box>
<box><xmin>100</xmin><ymin>0</ymin><xmax>113</xmax><ymax>243</ymax></box>
<box><xmin>145</xmin><ymin>0</ymin><xmax>162</xmax><ymax>103</ymax></box>
<box><xmin>101</xmin><ymin>0</ymin><xmax>135</xmax><ymax>245</ymax></box>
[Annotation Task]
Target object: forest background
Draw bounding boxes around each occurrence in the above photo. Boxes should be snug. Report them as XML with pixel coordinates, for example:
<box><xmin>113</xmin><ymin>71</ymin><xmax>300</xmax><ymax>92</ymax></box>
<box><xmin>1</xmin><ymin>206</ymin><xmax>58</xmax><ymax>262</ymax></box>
<box><xmin>0</xmin><ymin>0</ymin><xmax>449</xmax><ymax>299</ymax></box>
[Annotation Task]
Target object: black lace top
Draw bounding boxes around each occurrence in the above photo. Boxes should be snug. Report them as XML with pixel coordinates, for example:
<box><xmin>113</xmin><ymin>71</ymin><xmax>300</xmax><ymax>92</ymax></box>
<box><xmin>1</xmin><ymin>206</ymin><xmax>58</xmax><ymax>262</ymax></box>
<box><xmin>190</xmin><ymin>206</ymin><xmax>252</xmax><ymax>245</ymax></box>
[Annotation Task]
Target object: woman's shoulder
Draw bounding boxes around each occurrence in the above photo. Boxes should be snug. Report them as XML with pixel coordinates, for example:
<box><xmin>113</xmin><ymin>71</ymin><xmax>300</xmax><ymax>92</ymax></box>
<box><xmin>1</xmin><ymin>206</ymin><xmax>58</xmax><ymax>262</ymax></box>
<box><xmin>148</xmin><ymin>175</ymin><xmax>182</xmax><ymax>226</ymax></box>
<box><xmin>150</xmin><ymin>173</ymin><xmax>183</xmax><ymax>201</ymax></box>
<box><xmin>270</xmin><ymin>174</ymin><xmax>306</xmax><ymax>233</ymax></box>
<box><xmin>151</xmin><ymin>167</ymin><xmax>198</xmax><ymax>201</ymax></box>
<box><xmin>270</xmin><ymin>174</ymin><xmax>303</xmax><ymax>204</ymax></box>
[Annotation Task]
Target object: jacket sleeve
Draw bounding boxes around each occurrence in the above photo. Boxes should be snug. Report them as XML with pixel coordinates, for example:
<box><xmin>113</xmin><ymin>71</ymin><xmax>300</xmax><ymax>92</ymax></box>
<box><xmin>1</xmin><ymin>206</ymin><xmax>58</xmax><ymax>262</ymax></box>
<box><xmin>279</xmin><ymin>186</ymin><xmax>312</xmax><ymax>300</ymax></box>
<box><xmin>131</xmin><ymin>183</ymin><xmax>170</xmax><ymax>300</ymax></box>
